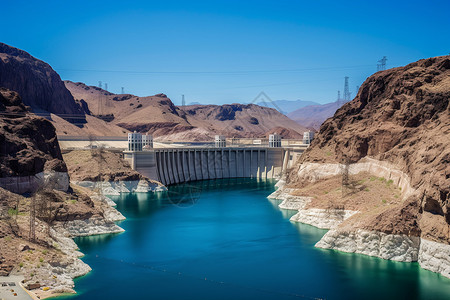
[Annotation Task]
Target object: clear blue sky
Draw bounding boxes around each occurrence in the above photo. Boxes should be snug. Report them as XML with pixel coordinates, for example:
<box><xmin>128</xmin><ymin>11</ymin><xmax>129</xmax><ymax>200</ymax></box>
<box><xmin>2</xmin><ymin>0</ymin><xmax>449</xmax><ymax>105</ymax></box>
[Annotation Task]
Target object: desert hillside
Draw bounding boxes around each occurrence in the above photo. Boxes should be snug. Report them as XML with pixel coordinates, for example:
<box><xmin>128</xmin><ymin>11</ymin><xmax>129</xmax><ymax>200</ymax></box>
<box><xmin>287</xmin><ymin>55</ymin><xmax>450</xmax><ymax>243</ymax></box>
<box><xmin>0</xmin><ymin>86</ymin><xmax>131</xmax><ymax>297</ymax></box>
<box><xmin>65</xmin><ymin>80</ymin><xmax>308</xmax><ymax>140</ymax></box>
<box><xmin>180</xmin><ymin>103</ymin><xmax>308</xmax><ymax>139</ymax></box>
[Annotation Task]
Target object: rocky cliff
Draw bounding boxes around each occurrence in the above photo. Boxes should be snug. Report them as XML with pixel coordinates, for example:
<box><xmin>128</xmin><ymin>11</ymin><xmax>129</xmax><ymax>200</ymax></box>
<box><xmin>0</xmin><ymin>43</ymin><xmax>86</xmax><ymax>124</ymax></box>
<box><xmin>276</xmin><ymin>55</ymin><xmax>450</xmax><ymax>278</ymax></box>
<box><xmin>295</xmin><ymin>55</ymin><xmax>450</xmax><ymax>238</ymax></box>
<box><xmin>0</xmin><ymin>88</ymin><xmax>67</xmax><ymax>179</ymax></box>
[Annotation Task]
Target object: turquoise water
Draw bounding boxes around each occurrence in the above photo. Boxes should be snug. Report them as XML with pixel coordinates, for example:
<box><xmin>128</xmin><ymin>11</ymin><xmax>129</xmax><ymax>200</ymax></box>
<box><xmin>58</xmin><ymin>179</ymin><xmax>450</xmax><ymax>300</ymax></box>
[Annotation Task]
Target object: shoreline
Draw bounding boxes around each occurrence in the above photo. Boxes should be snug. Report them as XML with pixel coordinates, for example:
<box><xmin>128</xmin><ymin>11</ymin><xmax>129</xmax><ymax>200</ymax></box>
<box><xmin>24</xmin><ymin>181</ymin><xmax>164</xmax><ymax>299</ymax></box>
<box><xmin>22</xmin><ymin>173</ymin><xmax>449</xmax><ymax>299</ymax></box>
<box><xmin>268</xmin><ymin>159</ymin><xmax>450</xmax><ymax>279</ymax></box>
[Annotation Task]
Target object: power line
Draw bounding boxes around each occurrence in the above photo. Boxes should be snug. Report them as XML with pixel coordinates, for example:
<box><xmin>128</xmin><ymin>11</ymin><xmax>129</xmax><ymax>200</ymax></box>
<box><xmin>55</xmin><ymin>64</ymin><xmax>374</xmax><ymax>75</ymax></box>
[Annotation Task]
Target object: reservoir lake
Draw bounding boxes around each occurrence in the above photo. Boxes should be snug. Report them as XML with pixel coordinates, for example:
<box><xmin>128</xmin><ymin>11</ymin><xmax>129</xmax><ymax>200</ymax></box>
<box><xmin>57</xmin><ymin>178</ymin><xmax>450</xmax><ymax>300</ymax></box>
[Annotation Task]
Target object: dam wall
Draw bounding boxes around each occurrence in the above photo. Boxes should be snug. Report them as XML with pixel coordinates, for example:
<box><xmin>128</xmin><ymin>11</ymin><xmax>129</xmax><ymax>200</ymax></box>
<box><xmin>124</xmin><ymin>147</ymin><xmax>289</xmax><ymax>186</ymax></box>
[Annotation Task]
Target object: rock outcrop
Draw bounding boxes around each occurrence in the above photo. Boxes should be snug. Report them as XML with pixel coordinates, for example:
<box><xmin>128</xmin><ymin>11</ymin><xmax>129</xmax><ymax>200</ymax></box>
<box><xmin>0</xmin><ymin>88</ymin><xmax>69</xmax><ymax>193</ymax></box>
<box><xmin>0</xmin><ymin>43</ymin><xmax>86</xmax><ymax>124</ymax></box>
<box><xmin>278</xmin><ymin>55</ymin><xmax>450</xmax><ymax>278</ymax></box>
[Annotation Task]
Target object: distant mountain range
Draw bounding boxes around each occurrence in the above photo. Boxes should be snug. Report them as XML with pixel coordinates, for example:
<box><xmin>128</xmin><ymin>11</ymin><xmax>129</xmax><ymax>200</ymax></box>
<box><xmin>254</xmin><ymin>98</ymin><xmax>346</xmax><ymax>131</ymax></box>
<box><xmin>256</xmin><ymin>99</ymin><xmax>320</xmax><ymax>114</ymax></box>
<box><xmin>287</xmin><ymin>101</ymin><xmax>346</xmax><ymax>130</ymax></box>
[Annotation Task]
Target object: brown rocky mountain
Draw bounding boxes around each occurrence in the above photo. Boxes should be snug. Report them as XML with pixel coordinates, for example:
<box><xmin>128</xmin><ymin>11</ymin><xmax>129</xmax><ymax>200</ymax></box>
<box><xmin>0</xmin><ymin>43</ymin><xmax>85</xmax><ymax>124</ymax></box>
<box><xmin>65</xmin><ymin>80</ymin><xmax>308</xmax><ymax>140</ymax></box>
<box><xmin>0</xmin><ymin>88</ymin><xmax>67</xmax><ymax>178</ymax></box>
<box><xmin>180</xmin><ymin>103</ymin><xmax>308</xmax><ymax>139</ymax></box>
<box><xmin>289</xmin><ymin>55</ymin><xmax>450</xmax><ymax>243</ymax></box>
<box><xmin>287</xmin><ymin>100</ymin><xmax>345</xmax><ymax>130</ymax></box>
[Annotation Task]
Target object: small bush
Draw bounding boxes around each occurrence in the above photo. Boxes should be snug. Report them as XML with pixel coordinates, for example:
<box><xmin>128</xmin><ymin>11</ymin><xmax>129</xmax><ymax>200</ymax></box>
<box><xmin>364</xmin><ymin>188</ymin><xmax>370</xmax><ymax>192</ymax></box>
<box><xmin>4</xmin><ymin>236</ymin><xmax>12</xmax><ymax>242</ymax></box>
<box><xmin>42</xmin><ymin>250</ymin><xmax>48</xmax><ymax>255</ymax></box>
<box><xmin>370</xmin><ymin>176</ymin><xmax>377</xmax><ymax>181</ymax></box>
<box><xmin>19</xmin><ymin>262</ymin><xmax>23</xmax><ymax>268</ymax></box>
<box><xmin>324</xmin><ymin>191</ymin><xmax>329</xmax><ymax>194</ymax></box>
<box><xmin>379</xmin><ymin>177</ymin><xmax>386</xmax><ymax>182</ymax></box>
<box><xmin>39</xmin><ymin>258</ymin><xmax>44</xmax><ymax>263</ymax></box>
<box><xmin>382</xmin><ymin>199</ymin><xmax>387</xmax><ymax>204</ymax></box>
<box><xmin>8</xmin><ymin>208</ymin><xmax>18</xmax><ymax>216</ymax></box>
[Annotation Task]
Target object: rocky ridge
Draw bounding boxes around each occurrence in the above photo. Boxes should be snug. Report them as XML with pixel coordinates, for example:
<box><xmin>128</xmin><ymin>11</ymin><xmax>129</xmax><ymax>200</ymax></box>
<box><xmin>64</xmin><ymin>80</ymin><xmax>308</xmax><ymax>140</ymax></box>
<box><xmin>272</xmin><ymin>55</ymin><xmax>450</xmax><ymax>278</ymax></box>
<box><xmin>0</xmin><ymin>43</ymin><xmax>85</xmax><ymax>124</ymax></box>
<box><xmin>0</xmin><ymin>88</ymin><xmax>69</xmax><ymax>193</ymax></box>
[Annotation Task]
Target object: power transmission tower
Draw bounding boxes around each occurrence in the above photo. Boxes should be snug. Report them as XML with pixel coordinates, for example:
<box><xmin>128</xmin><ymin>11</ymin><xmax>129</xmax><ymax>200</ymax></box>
<box><xmin>182</xmin><ymin>94</ymin><xmax>185</xmax><ymax>106</ymax></box>
<box><xmin>377</xmin><ymin>56</ymin><xmax>387</xmax><ymax>71</ymax></box>
<box><xmin>98</xmin><ymin>81</ymin><xmax>102</xmax><ymax>89</ymax></box>
<box><xmin>356</xmin><ymin>86</ymin><xmax>360</xmax><ymax>95</ymax></box>
<box><xmin>104</xmin><ymin>83</ymin><xmax>108</xmax><ymax>91</ymax></box>
<box><xmin>121</xmin><ymin>87</ymin><xmax>124</xmax><ymax>94</ymax></box>
<box><xmin>343</xmin><ymin>76</ymin><xmax>351</xmax><ymax>101</ymax></box>
<box><xmin>337</xmin><ymin>91</ymin><xmax>341</xmax><ymax>107</ymax></box>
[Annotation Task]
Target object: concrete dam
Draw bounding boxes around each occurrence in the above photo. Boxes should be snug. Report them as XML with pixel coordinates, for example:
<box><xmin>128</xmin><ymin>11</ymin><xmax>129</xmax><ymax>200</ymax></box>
<box><xmin>124</xmin><ymin>147</ymin><xmax>296</xmax><ymax>186</ymax></box>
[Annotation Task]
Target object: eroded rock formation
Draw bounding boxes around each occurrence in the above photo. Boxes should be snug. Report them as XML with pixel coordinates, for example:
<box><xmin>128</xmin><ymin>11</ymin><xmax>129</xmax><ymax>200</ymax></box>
<box><xmin>278</xmin><ymin>55</ymin><xmax>450</xmax><ymax>277</ymax></box>
<box><xmin>0</xmin><ymin>43</ymin><xmax>86</xmax><ymax>124</ymax></box>
<box><xmin>0</xmin><ymin>88</ymin><xmax>67</xmax><ymax>181</ymax></box>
